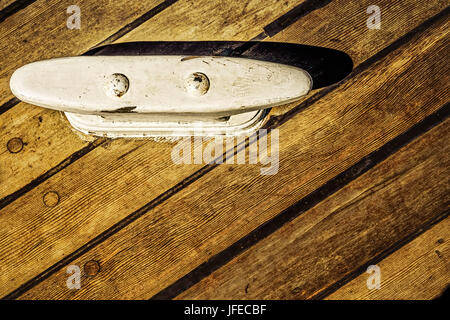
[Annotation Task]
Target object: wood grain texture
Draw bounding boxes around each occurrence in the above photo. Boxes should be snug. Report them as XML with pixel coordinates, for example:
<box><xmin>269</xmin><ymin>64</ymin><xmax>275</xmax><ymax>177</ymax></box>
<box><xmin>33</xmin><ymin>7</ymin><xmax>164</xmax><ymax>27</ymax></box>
<box><xmin>326</xmin><ymin>218</ymin><xmax>450</xmax><ymax>300</ymax></box>
<box><xmin>276</xmin><ymin>0</ymin><xmax>450</xmax><ymax>65</ymax></box>
<box><xmin>269</xmin><ymin>0</ymin><xmax>449</xmax><ymax>116</ymax></box>
<box><xmin>10</xmin><ymin>55</ymin><xmax>311</xmax><ymax>115</ymax></box>
<box><xmin>15</xmin><ymin>8</ymin><xmax>450</xmax><ymax>299</ymax></box>
<box><xmin>2</xmin><ymin>0</ymin><xmax>446</xmax><ymax>202</ymax></box>
<box><xmin>0</xmin><ymin>0</ymin><xmax>305</xmax><ymax>297</ymax></box>
<box><xmin>119</xmin><ymin>0</ymin><xmax>298</xmax><ymax>41</ymax></box>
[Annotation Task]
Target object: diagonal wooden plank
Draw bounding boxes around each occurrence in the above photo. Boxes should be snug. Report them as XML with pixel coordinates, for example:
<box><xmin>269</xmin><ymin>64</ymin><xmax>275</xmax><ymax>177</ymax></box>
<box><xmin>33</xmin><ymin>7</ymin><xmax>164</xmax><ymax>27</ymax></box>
<box><xmin>0</xmin><ymin>0</ymin><xmax>19</xmax><ymax>11</ymax></box>
<box><xmin>2</xmin><ymin>0</ymin><xmax>446</xmax><ymax>203</ymax></box>
<box><xmin>3</xmin><ymin>0</ymin><xmax>446</xmax><ymax>298</ymax></box>
<box><xmin>325</xmin><ymin>218</ymin><xmax>450</xmax><ymax>300</ymax></box>
<box><xmin>118</xmin><ymin>0</ymin><xmax>302</xmax><ymax>41</ymax></box>
<box><xmin>0</xmin><ymin>0</ymin><xmax>308</xmax><ymax>297</ymax></box>
<box><xmin>14</xmin><ymin>6</ymin><xmax>450</xmax><ymax>299</ymax></box>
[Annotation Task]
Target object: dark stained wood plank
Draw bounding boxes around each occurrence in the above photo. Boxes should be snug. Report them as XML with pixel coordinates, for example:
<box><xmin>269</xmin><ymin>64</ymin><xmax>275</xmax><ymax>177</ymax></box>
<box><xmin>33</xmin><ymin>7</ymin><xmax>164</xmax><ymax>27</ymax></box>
<box><xmin>326</xmin><ymin>218</ymin><xmax>450</xmax><ymax>300</ymax></box>
<box><xmin>15</xmin><ymin>9</ymin><xmax>449</xmax><ymax>299</ymax></box>
<box><xmin>0</xmin><ymin>0</ymin><xmax>306</xmax><ymax>297</ymax></box>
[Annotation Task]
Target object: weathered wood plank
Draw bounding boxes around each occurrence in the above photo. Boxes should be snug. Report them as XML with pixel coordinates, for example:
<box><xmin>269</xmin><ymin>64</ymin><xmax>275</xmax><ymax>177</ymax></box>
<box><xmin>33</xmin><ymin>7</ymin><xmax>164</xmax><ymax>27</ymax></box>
<box><xmin>0</xmin><ymin>0</ymin><xmax>303</xmax><ymax>200</ymax></box>
<box><xmin>326</xmin><ymin>218</ymin><xmax>450</xmax><ymax>300</ymax></box>
<box><xmin>275</xmin><ymin>1</ymin><xmax>450</xmax><ymax>65</ymax></box>
<box><xmin>16</xmin><ymin>9</ymin><xmax>449</xmax><ymax>299</ymax></box>
<box><xmin>0</xmin><ymin>0</ymin><xmax>16</xmax><ymax>9</ymax></box>
<box><xmin>2</xmin><ymin>0</ymin><xmax>445</xmax><ymax>201</ymax></box>
<box><xmin>0</xmin><ymin>0</ymin><xmax>305</xmax><ymax>297</ymax></box>
<box><xmin>10</xmin><ymin>55</ymin><xmax>312</xmax><ymax>115</ymax></box>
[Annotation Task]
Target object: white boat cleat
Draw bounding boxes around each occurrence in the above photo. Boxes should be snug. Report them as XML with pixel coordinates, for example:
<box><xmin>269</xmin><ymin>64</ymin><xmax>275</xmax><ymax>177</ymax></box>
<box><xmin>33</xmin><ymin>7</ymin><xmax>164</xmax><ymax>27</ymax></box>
<box><xmin>10</xmin><ymin>55</ymin><xmax>312</xmax><ymax>138</ymax></box>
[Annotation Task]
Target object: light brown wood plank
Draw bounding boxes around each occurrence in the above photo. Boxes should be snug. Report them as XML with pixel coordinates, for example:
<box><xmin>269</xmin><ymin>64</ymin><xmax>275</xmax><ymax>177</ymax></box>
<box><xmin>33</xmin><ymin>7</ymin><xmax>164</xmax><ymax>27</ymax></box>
<box><xmin>275</xmin><ymin>1</ymin><xmax>450</xmax><ymax>65</ymax></box>
<box><xmin>1</xmin><ymin>0</ymin><xmax>446</xmax><ymax>201</ymax></box>
<box><xmin>120</xmin><ymin>0</ymin><xmax>296</xmax><ymax>41</ymax></box>
<box><xmin>17</xmin><ymin>9</ymin><xmax>449</xmax><ymax>299</ymax></box>
<box><xmin>326</xmin><ymin>218</ymin><xmax>450</xmax><ymax>300</ymax></box>
<box><xmin>0</xmin><ymin>0</ymin><xmax>305</xmax><ymax>297</ymax></box>
<box><xmin>270</xmin><ymin>0</ymin><xmax>449</xmax><ymax>116</ymax></box>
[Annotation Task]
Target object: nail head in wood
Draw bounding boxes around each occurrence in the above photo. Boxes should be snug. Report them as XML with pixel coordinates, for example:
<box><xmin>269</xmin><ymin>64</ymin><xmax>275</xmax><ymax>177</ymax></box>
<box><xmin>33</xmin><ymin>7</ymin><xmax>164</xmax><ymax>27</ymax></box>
<box><xmin>43</xmin><ymin>191</ymin><xmax>60</xmax><ymax>207</ymax></box>
<box><xmin>84</xmin><ymin>260</ymin><xmax>101</xmax><ymax>277</ymax></box>
<box><xmin>6</xmin><ymin>137</ymin><xmax>24</xmax><ymax>153</ymax></box>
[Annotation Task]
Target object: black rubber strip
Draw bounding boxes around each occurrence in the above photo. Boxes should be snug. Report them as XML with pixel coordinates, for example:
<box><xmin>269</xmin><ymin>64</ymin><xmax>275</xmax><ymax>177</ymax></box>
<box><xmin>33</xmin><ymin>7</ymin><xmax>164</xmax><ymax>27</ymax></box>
<box><xmin>0</xmin><ymin>97</ymin><xmax>19</xmax><ymax>116</ymax></box>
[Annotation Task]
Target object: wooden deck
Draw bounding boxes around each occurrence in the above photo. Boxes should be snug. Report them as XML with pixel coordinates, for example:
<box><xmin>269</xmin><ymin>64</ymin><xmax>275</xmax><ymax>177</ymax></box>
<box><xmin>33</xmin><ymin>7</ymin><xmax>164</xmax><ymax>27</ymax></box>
<box><xmin>0</xmin><ymin>0</ymin><xmax>449</xmax><ymax>300</ymax></box>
